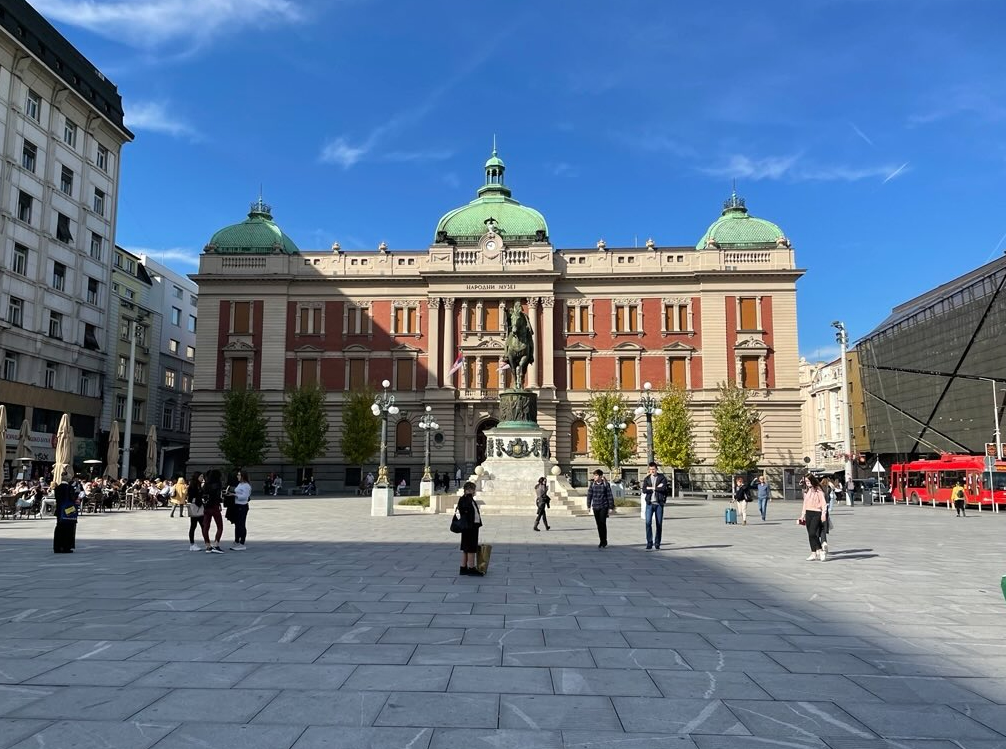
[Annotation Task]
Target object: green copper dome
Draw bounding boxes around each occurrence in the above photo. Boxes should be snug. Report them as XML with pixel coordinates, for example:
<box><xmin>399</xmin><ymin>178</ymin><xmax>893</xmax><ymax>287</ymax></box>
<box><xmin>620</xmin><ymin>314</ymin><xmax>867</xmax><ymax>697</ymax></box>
<box><xmin>204</xmin><ymin>199</ymin><xmax>300</xmax><ymax>255</ymax></box>
<box><xmin>696</xmin><ymin>192</ymin><xmax>787</xmax><ymax>250</ymax></box>
<box><xmin>435</xmin><ymin>150</ymin><xmax>549</xmax><ymax>243</ymax></box>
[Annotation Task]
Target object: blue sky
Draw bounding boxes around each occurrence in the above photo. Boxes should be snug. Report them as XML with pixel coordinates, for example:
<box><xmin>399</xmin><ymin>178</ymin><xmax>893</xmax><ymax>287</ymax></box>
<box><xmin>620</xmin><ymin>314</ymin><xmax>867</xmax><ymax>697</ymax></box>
<box><xmin>34</xmin><ymin>0</ymin><xmax>1006</xmax><ymax>361</ymax></box>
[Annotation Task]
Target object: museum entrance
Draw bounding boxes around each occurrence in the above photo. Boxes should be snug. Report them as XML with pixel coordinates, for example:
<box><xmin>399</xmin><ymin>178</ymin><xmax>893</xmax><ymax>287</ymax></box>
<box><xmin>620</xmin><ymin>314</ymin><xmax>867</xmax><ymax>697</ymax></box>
<box><xmin>475</xmin><ymin>418</ymin><xmax>499</xmax><ymax>465</ymax></box>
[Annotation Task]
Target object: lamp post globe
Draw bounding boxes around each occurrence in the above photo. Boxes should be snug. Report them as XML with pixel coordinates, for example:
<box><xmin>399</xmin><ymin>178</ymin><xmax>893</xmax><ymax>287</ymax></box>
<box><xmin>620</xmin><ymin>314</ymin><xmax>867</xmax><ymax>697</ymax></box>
<box><xmin>418</xmin><ymin>404</ymin><xmax>439</xmax><ymax>490</ymax></box>
<box><xmin>371</xmin><ymin>379</ymin><xmax>398</xmax><ymax>516</ymax></box>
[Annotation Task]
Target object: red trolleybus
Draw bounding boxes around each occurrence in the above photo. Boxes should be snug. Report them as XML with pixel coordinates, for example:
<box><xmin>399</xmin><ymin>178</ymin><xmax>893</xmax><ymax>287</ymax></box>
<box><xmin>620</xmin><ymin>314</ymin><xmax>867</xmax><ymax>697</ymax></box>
<box><xmin>890</xmin><ymin>454</ymin><xmax>1006</xmax><ymax>508</ymax></box>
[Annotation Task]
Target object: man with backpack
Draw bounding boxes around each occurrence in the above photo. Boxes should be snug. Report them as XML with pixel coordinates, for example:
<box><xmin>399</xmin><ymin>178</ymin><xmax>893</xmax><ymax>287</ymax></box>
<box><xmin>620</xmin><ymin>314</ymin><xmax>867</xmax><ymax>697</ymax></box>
<box><xmin>952</xmin><ymin>480</ymin><xmax>967</xmax><ymax>517</ymax></box>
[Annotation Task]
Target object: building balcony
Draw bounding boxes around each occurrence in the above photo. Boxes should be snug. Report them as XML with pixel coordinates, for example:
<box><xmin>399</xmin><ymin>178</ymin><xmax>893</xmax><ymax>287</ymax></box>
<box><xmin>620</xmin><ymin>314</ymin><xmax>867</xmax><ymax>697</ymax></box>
<box><xmin>461</xmin><ymin>388</ymin><xmax>500</xmax><ymax>400</ymax></box>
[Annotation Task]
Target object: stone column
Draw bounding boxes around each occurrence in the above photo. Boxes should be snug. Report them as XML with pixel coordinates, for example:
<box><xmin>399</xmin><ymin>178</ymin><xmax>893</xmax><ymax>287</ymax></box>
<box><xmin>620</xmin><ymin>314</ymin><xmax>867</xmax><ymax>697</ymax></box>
<box><xmin>426</xmin><ymin>297</ymin><xmax>440</xmax><ymax>388</ymax></box>
<box><xmin>526</xmin><ymin>297</ymin><xmax>539</xmax><ymax>388</ymax></box>
<box><xmin>443</xmin><ymin>298</ymin><xmax>456</xmax><ymax>389</ymax></box>
<box><xmin>542</xmin><ymin>296</ymin><xmax>555</xmax><ymax>389</ymax></box>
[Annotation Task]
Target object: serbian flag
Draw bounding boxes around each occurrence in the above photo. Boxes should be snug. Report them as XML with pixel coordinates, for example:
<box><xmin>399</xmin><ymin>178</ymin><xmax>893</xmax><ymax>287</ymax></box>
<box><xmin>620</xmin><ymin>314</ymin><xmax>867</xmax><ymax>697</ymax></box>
<box><xmin>447</xmin><ymin>350</ymin><xmax>464</xmax><ymax>377</ymax></box>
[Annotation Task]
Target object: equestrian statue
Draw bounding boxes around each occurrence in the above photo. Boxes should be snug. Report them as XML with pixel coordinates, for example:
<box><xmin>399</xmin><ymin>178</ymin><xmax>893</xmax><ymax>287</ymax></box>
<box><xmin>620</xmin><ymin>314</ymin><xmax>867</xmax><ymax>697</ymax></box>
<box><xmin>503</xmin><ymin>300</ymin><xmax>534</xmax><ymax>390</ymax></box>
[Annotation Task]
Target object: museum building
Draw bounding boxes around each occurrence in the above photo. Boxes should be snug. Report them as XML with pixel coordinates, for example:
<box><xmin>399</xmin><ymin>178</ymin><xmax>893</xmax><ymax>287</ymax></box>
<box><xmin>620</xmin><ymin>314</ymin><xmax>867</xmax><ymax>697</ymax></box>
<box><xmin>190</xmin><ymin>151</ymin><xmax>806</xmax><ymax>493</ymax></box>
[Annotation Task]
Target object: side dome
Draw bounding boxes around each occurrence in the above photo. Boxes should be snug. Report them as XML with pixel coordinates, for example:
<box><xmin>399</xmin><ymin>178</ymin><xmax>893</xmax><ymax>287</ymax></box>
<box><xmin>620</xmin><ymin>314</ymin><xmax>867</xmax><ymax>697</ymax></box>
<box><xmin>204</xmin><ymin>198</ymin><xmax>300</xmax><ymax>255</ymax></box>
<box><xmin>434</xmin><ymin>149</ymin><xmax>549</xmax><ymax>244</ymax></box>
<box><xmin>696</xmin><ymin>192</ymin><xmax>788</xmax><ymax>250</ymax></box>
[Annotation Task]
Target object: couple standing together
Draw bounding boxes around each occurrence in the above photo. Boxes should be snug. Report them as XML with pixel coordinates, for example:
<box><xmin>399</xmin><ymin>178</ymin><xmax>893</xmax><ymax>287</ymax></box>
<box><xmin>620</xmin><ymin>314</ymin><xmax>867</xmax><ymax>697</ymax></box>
<box><xmin>586</xmin><ymin>462</ymin><xmax>668</xmax><ymax>549</ymax></box>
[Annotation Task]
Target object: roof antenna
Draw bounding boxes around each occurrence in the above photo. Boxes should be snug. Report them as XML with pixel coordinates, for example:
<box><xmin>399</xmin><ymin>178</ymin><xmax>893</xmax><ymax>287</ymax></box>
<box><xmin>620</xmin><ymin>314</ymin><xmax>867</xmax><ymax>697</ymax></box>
<box><xmin>492</xmin><ymin>133</ymin><xmax>497</xmax><ymax>155</ymax></box>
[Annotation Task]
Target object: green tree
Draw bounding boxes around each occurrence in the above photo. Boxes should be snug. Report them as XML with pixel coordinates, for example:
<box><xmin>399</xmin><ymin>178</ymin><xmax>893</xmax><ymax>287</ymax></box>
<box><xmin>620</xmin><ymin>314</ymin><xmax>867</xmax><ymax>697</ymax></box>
<box><xmin>710</xmin><ymin>382</ymin><xmax>761</xmax><ymax>486</ymax></box>
<box><xmin>653</xmin><ymin>385</ymin><xmax>697</xmax><ymax>497</ymax></box>
<box><xmin>217</xmin><ymin>388</ymin><xmax>271</xmax><ymax>470</ymax></box>
<box><xmin>277</xmin><ymin>386</ymin><xmax>329</xmax><ymax>471</ymax></box>
<box><xmin>340</xmin><ymin>388</ymin><xmax>380</xmax><ymax>471</ymax></box>
<box><xmin>587</xmin><ymin>388</ymin><xmax>633</xmax><ymax>473</ymax></box>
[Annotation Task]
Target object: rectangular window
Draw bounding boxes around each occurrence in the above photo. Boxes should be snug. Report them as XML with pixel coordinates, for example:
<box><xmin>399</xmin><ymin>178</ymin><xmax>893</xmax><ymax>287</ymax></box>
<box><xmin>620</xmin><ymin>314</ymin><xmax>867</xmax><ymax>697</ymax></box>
<box><xmin>741</xmin><ymin>356</ymin><xmax>760</xmax><ymax>389</ymax></box>
<box><xmin>348</xmin><ymin>359</ymin><xmax>366</xmax><ymax>390</ymax></box>
<box><xmin>484</xmin><ymin>358</ymin><xmax>499</xmax><ymax>390</ymax></box>
<box><xmin>2</xmin><ymin>353</ymin><xmax>17</xmax><ymax>380</ymax></box>
<box><xmin>579</xmin><ymin>306</ymin><xmax>589</xmax><ymax>332</ymax></box>
<box><xmin>83</xmin><ymin>323</ymin><xmax>100</xmax><ymax>350</ymax></box>
<box><xmin>22</xmin><ymin>140</ymin><xmax>36</xmax><ymax>172</ymax></box>
<box><xmin>299</xmin><ymin>306</ymin><xmax>321</xmax><ymax>335</ymax></box>
<box><xmin>7</xmin><ymin>296</ymin><xmax>24</xmax><ymax>327</ymax></box>
<box><xmin>78</xmin><ymin>370</ymin><xmax>91</xmax><ymax>397</ymax></box>
<box><xmin>133</xmin><ymin>362</ymin><xmax>146</xmax><ymax>385</ymax></box>
<box><xmin>60</xmin><ymin>165</ymin><xmax>74</xmax><ymax>195</ymax></box>
<box><xmin>173</xmin><ymin>285</ymin><xmax>183</xmax><ymax>299</ymax></box>
<box><xmin>168</xmin><ymin>339</ymin><xmax>179</xmax><ymax>354</ymax></box>
<box><xmin>566</xmin><ymin>307</ymin><xmax>576</xmax><ymax>332</ymax></box>
<box><xmin>678</xmin><ymin>305</ymin><xmax>689</xmax><ymax>331</ymax></box>
<box><xmin>619</xmin><ymin>357</ymin><xmax>636</xmax><ymax>390</ymax></box>
<box><xmin>190</xmin><ymin>294</ymin><xmax>198</xmax><ymax>307</ymax></box>
<box><xmin>393</xmin><ymin>306</ymin><xmax>418</xmax><ymax>334</ymax></box>
<box><xmin>52</xmin><ymin>262</ymin><xmax>66</xmax><ymax>291</ymax></box>
<box><xmin>93</xmin><ymin>188</ymin><xmax>105</xmax><ymax>216</ymax></box>
<box><xmin>162</xmin><ymin>406</ymin><xmax>175</xmax><ymax>431</ymax></box>
<box><xmin>181</xmin><ymin>374</ymin><xmax>192</xmax><ymax>393</ymax></box>
<box><xmin>96</xmin><ymin>144</ymin><xmax>108</xmax><ymax>171</ymax></box>
<box><xmin>484</xmin><ymin>305</ymin><xmax>499</xmax><ymax>332</ymax></box>
<box><xmin>25</xmin><ymin>89</ymin><xmax>40</xmax><ymax>120</ymax></box>
<box><xmin>90</xmin><ymin>232</ymin><xmax>103</xmax><ymax>260</ymax></box>
<box><xmin>44</xmin><ymin>361</ymin><xmax>56</xmax><ymax>389</ymax></box>
<box><xmin>117</xmin><ymin>356</ymin><xmax>127</xmax><ymax>380</ymax></box>
<box><xmin>17</xmin><ymin>191</ymin><xmax>32</xmax><ymax>223</ymax></box>
<box><xmin>115</xmin><ymin>395</ymin><xmax>126</xmax><ymax>420</ymax></box>
<box><xmin>396</xmin><ymin>360</ymin><xmax>413</xmax><ymax>391</ymax></box>
<box><xmin>132</xmin><ymin>399</ymin><xmax>143</xmax><ymax>424</ymax></box>
<box><xmin>615</xmin><ymin>304</ymin><xmax>639</xmax><ymax>332</ymax></box>
<box><xmin>165</xmin><ymin>370</ymin><xmax>176</xmax><ymax>388</ymax></box>
<box><xmin>232</xmin><ymin>301</ymin><xmax>251</xmax><ymax>333</ymax></box>
<box><xmin>186</xmin><ymin>346</ymin><xmax>195</xmax><ymax>360</ymax></box>
<box><xmin>739</xmin><ymin>297</ymin><xmax>758</xmax><ymax>330</ymax></box>
<box><xmin>48</xmin><ymin>311</ymin><xmax>63</xmax><ymax>339</ymax></box>
<box><xmin>56</xmin><ymin>213</ymin><xmax>73</xmax><ymax>244</ymax></box>
<box><xmin>570</xmin><ymin>359</ymin><xmax>587</xmax><ymax>390</ymax></box>
<box><xmin>64</xmin><ymin>119</ymin><xmax>77</xmax><ymax>147</ymax></box>
<box><xmin>123</xmin><ymin>287</ymin><xmax>135</xmax><ymax>301</ymax></box>
<box><xmin>12</xmin><ymin>244</ymin><xmax>28</xmax><ymax>275</ymax></box>
<box><xmin>670</xmin><ymin>358</ymin><xmax>687</xmax><ymax>389</ymax></box>
<box><xmin>187</xmin><ymin>315</ymin><xmax>197</xmax><ymax>333</ymax></box>
<box><xmin>299</xmin><ymin>359</ymin><xmax>318</xmax><ymax>387</ymax></box>
<box><xmin>86</xmin><ymin>277</ymin><xmax>99</xmax><ymax>305</ymax></box>
<box><xmin>347</xmin><ymin>306</ymin><xmax>369</xmax><ymax>334</ymax></box>
<box><xmin>171</xmin><ymin>307</ymin><xmax>181</xmax><ymax>326</ymax></box>
<box><xmin>114</xmin><ymin>252</ymin><xmax>123</xmax><ymax>269</ymax></box>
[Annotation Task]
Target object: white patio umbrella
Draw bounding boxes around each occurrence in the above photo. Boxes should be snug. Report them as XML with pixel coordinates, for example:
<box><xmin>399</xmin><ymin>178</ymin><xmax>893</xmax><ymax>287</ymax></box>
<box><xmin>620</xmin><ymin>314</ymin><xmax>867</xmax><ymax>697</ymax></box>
<box><xmin>144</xmin><ymin>426</ymin><xmax>158</xmax><ymax>479</ymax></box>
<box><xmin>52</xmin><ymin>414</ymin><xmax>72</xmax><ymax>484</ymax></box>
<box><xmin>104</xmin><ymin>421</ymin><xmax>120</xmax><ymax>480</ymax></box>
<box><xmin>14</xmin><ymin>419</ymin><xmax>32</xmax><ymax>460</ymax></box>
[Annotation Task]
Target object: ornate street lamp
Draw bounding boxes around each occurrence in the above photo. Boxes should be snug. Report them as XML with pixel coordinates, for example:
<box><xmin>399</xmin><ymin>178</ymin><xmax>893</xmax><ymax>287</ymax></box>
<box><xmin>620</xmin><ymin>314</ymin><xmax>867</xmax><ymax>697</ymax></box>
<box><xmin>370</xmin><ymin>379</ymin><xmax>399</xmax><ymax>516</ymax></box>
<box><xmin>634</xmin><ymin>381</ymin><xmax>663</xmax><ymax>465</ymax></box>
<box><xmin>419</xmin><ymin>405</ymin><xmax>440</xmax><ymax>496</ymax></box>
<box><xmin>832</xmin><ymin>321</ymin><xmax>854</xmax><ymax>493</ymax></box>
<box><xmin>605</xmin><ymin>406</ymin><xmax>627</xmax><ymax>482</ymax></box>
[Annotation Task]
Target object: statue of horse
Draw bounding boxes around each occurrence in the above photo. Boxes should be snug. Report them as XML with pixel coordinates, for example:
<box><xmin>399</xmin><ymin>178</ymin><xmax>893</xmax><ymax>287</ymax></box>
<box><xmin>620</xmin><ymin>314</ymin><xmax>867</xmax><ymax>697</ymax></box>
<box><xmin>503</xmin><ymin>301</ymin><xmax>534</xmax><ymax>390</ymax></box>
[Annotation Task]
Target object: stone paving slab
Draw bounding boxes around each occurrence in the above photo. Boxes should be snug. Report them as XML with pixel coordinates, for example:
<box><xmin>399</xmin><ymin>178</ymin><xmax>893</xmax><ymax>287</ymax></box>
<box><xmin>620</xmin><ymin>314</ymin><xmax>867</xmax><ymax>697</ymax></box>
<box><xmin>1</xmin><ymin>495</ymin><xmax>1006</xmax><ymax>747</ymax></box>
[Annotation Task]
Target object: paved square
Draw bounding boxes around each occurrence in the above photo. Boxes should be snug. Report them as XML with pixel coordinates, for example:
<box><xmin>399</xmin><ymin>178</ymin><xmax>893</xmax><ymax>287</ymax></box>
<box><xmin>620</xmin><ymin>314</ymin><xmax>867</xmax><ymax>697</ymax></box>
<box><xmin>1</xmin><ymin>495</ymin><xmax>1004</xmax><ymax>748</ymax></box>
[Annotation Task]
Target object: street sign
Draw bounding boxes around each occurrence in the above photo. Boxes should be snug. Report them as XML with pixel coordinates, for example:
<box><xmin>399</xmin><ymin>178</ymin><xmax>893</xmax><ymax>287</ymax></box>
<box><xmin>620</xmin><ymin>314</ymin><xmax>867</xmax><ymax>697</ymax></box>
<box><xmin>872</xmin><ymin>461</ymin><xmax>885</xmax><ymax>474</ymax></box>
<box><xmin>987</xmin><ymin>443</ymin><xmax>998</xmax><ymax>457</ymax></box>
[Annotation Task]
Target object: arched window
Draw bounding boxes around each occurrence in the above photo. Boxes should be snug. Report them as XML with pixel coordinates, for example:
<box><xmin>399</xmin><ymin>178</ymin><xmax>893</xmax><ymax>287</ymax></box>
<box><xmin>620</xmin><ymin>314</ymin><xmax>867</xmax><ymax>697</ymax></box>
<box><xmin>624</xmin><ymin>422</ymin><xmax>638</xmax><ymax>453</ymax></box>
<box><xmin>395</xmin><ymin>420</ymin><xmax>412</xmax><ymax>455</ymax></box>
<box><xmin>571</xmin><ymin>420</ymin><xmax>587</xmax><ymax>455</ymax></box>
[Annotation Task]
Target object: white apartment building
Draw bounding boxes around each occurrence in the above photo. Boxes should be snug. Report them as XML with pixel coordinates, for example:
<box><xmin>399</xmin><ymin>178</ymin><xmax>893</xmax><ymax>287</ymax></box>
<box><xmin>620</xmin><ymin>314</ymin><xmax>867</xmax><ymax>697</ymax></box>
<box><xmin>0</xmin><ymin>0</ymin><xmax>132</xmax><ymax>479</ymax></box>
<box><xmin>799</xmin><ymin>357</ymin><xmax>849</xmax><ymax>473</ymax></box>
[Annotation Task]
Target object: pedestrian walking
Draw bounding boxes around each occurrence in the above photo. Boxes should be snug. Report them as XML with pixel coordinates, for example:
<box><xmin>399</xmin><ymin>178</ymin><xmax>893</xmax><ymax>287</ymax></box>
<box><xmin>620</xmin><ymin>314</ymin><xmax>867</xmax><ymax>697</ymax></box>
<box><xmin>169</xmin><ymin>475</ymin><xmax>188</xmax><ymax>518</ymax></box>
<box><xmin>229</xmin><ymin>471</ymin><xmax>252</xmax><ymax>550</ymax></box>
<box><xmin>799</xmin><ymin>473</ymin><xmax>828</xmax><ymax>561</ymax></box>
<box><xmin>756</xmin><ymin>475</ymin><xmax>771</xmax><ymax>521</ymax></box>
<box><xmin>186</xmin><ymin>471</ymin><xmax>204</xmax><ymax>551</ymax></box>
<box><xmin>952</xmin><ymin>480</ymin><xmax>967</xmax><ymax>517</ymax></box>
<box><xmin>455</xmin><ymin>481</ymin><xmax>483</xmax><ymax>576</ymax></box>
<box><xmin>586</xmin><ymin>469</ymin><xmax>614</xmax><ymax>548</ymax></box>
<box><xmin>640</xmin><ymin>461</ymin><xmax>668</xmax><ymax>550</ymax></box>
<box><xmin>733</xmin><ymin>477</ymin><xmax>751</xmax><ymax>525</ymax></box>
<box><xmin>533</xmin><ymin>476</ymin><xmax>551</xmax><ymax>531</ymax></box>
<box><xmin>201</xmin><ymin>469</ymin><xmax>225</xmax><ymax>554</ymax></box>
<box><xmin>455</xmin><ymin>466</ymin><xmax>463</xmax><ymax>489</ymax></box>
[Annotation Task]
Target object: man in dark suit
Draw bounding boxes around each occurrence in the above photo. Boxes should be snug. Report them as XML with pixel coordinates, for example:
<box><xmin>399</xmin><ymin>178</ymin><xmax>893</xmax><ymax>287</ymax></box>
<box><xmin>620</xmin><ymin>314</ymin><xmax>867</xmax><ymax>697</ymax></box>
<box><xmin>641</xmin><ymin>462</ymin><xmax>668</xmax><ymax>550</ymax></box>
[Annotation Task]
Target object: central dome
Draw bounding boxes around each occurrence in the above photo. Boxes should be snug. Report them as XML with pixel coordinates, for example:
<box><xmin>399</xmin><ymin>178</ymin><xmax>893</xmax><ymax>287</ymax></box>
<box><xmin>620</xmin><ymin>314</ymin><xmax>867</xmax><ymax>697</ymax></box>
<box><xmin>434</xmin><ymin>149</ymin><xmax>549</xmax><ymax>244</ymax></box>
<box><xmin>696</xmin><ymin>192</ymin><xmax>786</xmax><ymax>250</ymax></box>
<box><xmin>204</xmin><ymin>199</ymin><xmax>300</xmax><ymax>256</ymax></box>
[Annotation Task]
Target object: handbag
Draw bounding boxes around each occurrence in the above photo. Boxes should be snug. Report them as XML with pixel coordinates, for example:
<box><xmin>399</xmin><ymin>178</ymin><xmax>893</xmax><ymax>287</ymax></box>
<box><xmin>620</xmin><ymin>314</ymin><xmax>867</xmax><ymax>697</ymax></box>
<box><xmin>450</xmin><ymin>510</ymin><xmax>465</xmax><ymax>533</ymax></box>
<box><xmin>187</xmin><ymin>502</ymin><xmax>204</xmax><ymax>518</ymax></box>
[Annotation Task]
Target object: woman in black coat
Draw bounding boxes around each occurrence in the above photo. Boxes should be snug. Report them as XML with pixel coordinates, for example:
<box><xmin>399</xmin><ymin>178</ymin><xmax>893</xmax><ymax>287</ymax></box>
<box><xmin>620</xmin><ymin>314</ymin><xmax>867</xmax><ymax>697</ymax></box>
<box><xmin>456</xmin><ymin>481</ymin><xmax>483</xmax><ymax>576</ymax></box>
<box><xmin>53</xmin><ymin>479</ymin><xmax>78</xmax><ymax>553</ymax></box>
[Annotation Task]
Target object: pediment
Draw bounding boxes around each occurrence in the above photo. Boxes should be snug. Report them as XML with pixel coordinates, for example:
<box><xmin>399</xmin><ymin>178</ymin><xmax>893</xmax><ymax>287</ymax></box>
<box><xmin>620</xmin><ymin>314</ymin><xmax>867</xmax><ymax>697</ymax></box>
<box><xmin>564</xmin><ymin>342</ymin><xmax>596</xmax><ymax>352</ymax></box>
<box><xmin>469</xmin><ymin>338</ymin><xmax>504</xmax><ymax>350</ymax></box>
<box><xmin>222</xmin><ymin>340</ymin><xmax>255</xmax><ymax>352</ymax></box>
<box><xmin>612</xmin><ymin>341</ymin><xmax>644</xmax><ymax>351</ymax></box>
<box><xmin>343</xmin><ymin>343</ymin><xmax>371</xmax><ymax>353</ymax></box>
<box><xmin>662</xmin><ymin>341</ymin><xmax>696</xmax><ymax>352</ymax></box>
<box><xmin>392</xmin><ymin>343</ymin><xmax>422</xmax><ymax>353</ymax></box>
<box><xmin>293</xmin><ymin>344</ymin><xmax>324</xmax><ymax>354</ymax></box>
<box><xmin>735</xmin><ymin>336</ymin><xmax>770</xmax><ymax>351</ymax></box>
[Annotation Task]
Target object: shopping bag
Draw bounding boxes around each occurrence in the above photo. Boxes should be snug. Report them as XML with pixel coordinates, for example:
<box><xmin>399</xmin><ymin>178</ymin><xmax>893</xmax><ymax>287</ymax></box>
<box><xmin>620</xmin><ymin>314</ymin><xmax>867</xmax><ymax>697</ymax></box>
<box><xmin>476</xmin><ymin>543</ymin><xmax>492</xmax><ymax>575</ymax></box>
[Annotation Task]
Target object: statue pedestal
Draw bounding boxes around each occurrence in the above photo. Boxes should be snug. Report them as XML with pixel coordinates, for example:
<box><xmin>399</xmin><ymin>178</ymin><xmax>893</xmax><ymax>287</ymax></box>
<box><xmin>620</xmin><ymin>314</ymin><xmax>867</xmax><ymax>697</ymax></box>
<box><xmin>371</xmin><ymin>486</ymin><xmax>394</xmax><ymax>516</ymax></box>
<box><xmin>474</xmin><ymin>422</ymin><xmax>552</xmax><ymax>515</ymax></box>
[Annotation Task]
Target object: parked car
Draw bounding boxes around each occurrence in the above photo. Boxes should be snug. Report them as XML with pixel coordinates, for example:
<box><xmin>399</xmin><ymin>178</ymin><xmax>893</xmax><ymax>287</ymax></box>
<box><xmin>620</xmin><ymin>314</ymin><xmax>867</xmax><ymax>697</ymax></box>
<box><xmin>848</xmin><ymin>478</ymin><xmax>891</xmax><ymax>503</ymax></box>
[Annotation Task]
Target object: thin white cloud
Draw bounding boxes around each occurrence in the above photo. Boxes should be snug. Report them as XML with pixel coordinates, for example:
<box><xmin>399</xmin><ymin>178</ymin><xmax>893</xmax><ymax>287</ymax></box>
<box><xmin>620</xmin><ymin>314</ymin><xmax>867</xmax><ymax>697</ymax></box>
<box><xmin>124</xmin><ymin>101</ymin><xmax>199</xmax><ymax>139</ymax></box>
<box><xmin>615</xmin><ymin>132</ymin><xmax>695</xmax><ymax>159</ymax></box>
<box><xmin>320</xmin><ymin>137</ymin><xmax>367</xmax><ymax>169</ymax></box>
<box><xmin>850</xmin><ymin>121</ymin><xmax>874</xmax><ymax>147</ymax></box>
<box><xmin>882</xmin><ymin>162</ymin><xmax>910</xmax><ymax>184</ymax></box>
<box><xmin>128</xmin><ymin>247</ymin><xmax>201</xmax><ymax>267</ymax></box>
<box><xmin>701</xmin><ymin>154</ymin><xmax>907</xmax><ymax>183</ymax></box>
<box><xmin>31</xmin><ymin>0</ymin><xmax>303</xmax><ymax>48</ymax></box>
